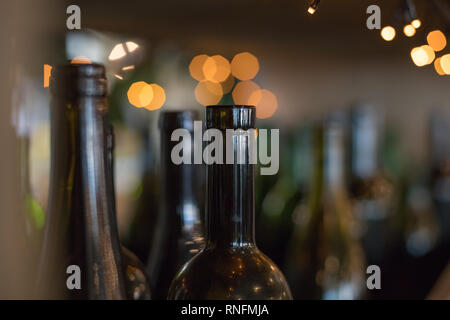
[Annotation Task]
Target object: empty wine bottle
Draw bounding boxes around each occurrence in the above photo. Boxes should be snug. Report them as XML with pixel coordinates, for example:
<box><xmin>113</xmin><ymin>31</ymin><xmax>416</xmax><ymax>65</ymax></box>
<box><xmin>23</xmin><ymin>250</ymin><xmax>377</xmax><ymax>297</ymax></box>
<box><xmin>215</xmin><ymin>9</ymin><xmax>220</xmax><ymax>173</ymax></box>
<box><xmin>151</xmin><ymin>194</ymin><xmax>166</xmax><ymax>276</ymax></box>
<box><xmin>168</xmin><ymin>105</ymin><xmax>292</xmax><ymax>300</ymax></box>
<box><xmin>147</xmin><ymin>110</ymin><xmax>204</xmax><ymax>299</ymax></box>
<box><xmin>104</xmin><ymin>123</ymin><xmax>151</xmax><ymax>300</ymax></box>
<box><xmin>36</xmin><ymin>62</ymin><xmax>138</xmax><ymax>299</ymax></box>
<box><xmin>285</xmin><ymin>114</ymin><xmax>366</xmax><ymax>299</ymax></box>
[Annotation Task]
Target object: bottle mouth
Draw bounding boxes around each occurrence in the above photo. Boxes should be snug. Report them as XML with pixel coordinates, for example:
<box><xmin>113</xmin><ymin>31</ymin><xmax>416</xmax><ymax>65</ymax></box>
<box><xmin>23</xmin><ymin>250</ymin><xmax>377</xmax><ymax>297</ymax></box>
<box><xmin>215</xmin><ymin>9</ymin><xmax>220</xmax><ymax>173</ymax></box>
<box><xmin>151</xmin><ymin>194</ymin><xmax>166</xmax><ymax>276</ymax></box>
<box><xmin>205</xmin><ymin>105</ymin><xmax>256</xmax><ymax>130</ymax></box>
<box><xmin>50</xmin><ymin>62</ymin><xmax>107</xmax><ymax>98</ymax></box>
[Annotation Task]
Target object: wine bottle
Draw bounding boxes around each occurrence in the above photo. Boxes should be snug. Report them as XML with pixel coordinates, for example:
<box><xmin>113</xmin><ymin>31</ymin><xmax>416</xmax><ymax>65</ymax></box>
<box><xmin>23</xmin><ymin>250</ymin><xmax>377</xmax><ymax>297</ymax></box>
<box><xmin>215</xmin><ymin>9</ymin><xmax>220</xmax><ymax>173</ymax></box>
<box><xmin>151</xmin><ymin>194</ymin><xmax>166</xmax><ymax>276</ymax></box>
<box><xmin>36</xmin><ymin>62</ymin><xmax>135</xmax><ymax>299</ymax></box>
<box><xmin>348</xmin><ymin>105</ymin><xmax>394</xmax><ymax>266</ymax></box>
<box><xmin>147</xmin><ymin>110</ymin><xmax>205</xmax><ymax>299</ymax></box>
<box><xmin>285</xmin><ymin>114</ymin><xmax>366</xmax><ymax>299</ymax></box>
<box><xmin>168</xmin><ymin>105</ymin><xmax>292</xmax><ymax>300</ymax></box>
<box><xmin>104</xmin><ymin>123</ymin><xmax>151</xmax><ymax>300</ymax></box>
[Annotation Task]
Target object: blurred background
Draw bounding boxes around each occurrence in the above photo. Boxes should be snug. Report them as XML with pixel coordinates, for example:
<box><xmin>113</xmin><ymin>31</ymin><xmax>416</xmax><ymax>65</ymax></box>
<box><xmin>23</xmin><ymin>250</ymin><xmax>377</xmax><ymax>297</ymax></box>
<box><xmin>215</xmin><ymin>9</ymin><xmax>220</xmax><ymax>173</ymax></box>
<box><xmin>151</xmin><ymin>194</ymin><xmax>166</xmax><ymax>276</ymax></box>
<box><xmin>1</xmin><ymin>0</ymin><xmax>449</xmax><ymax>299</ymax></box>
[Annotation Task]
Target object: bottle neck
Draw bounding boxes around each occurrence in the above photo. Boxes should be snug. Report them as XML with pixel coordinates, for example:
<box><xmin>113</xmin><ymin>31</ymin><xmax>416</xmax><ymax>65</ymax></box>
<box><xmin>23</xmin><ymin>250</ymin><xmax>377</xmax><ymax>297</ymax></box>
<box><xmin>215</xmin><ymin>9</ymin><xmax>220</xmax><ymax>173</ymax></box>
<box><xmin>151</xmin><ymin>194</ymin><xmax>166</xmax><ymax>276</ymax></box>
<box><xmin>160</xmin><ymin>127</ymin><xmax>200</xmax><ymax>226</ymax></box>
<box><xmin>205</xmin><ymin>130</ymin><xmax>256</xmax><ymax>249</ymax></box>
<box><xmin>352</xmin><ymin>113</ymin><xmax>379</xmax><ymax>179</ymax></box>
<box><xmin>44</xmin><ymin>95</ymin><xmax>125</xmax><ymax>299</ymax></box>
<box><xmin>324</xmin><ymin>126</ymin><xmax>347</xmax><ymax>193</ymax></box>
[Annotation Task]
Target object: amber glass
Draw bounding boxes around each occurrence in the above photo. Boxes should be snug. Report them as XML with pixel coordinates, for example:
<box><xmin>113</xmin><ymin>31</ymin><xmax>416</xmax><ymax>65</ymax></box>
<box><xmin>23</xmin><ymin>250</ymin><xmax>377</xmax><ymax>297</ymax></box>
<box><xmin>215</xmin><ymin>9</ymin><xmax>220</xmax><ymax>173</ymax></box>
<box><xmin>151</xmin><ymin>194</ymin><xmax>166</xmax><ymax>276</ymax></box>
<box><xmin>147</xmin><ymin>111</ymin><xmax>204</xmax><ymax>299</ymax></box>
<box><xmin>168</xmin><ymin>105</ymin><xmax>292</xmax><ymax>300</ymax></box>
<box><xmin>36</xmin><ymin>63</ymin><xmax>146</xmax><ymax>299</ymax></box>
<box><xmin>285</xmin><ymin>115</ymin><xmax>366</xmax><ymax>299</ymax></box>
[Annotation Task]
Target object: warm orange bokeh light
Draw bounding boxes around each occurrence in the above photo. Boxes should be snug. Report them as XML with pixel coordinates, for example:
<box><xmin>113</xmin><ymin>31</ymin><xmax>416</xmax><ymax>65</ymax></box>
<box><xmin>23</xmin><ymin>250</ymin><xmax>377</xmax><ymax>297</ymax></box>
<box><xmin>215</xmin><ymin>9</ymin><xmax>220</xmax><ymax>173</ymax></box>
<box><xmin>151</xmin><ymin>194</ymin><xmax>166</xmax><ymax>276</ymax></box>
<box><xmin>434</xmin><ymin>57</ymin><xmax>445</xmax><ymax>75</ymax></box>
<box><xmin>189</xmin><ymin>54</ymin><xmax>209</xmax><ymax>81</ymax></box>
<box><xmin>411</xmin><ymin>19</ymin><xmax>421</xmax><ymax>29</ymax></box>
<box><xmin>250</xmin><ymin>89</ymin><xmax>278</xmax><ymax>119</ymax></box>
<box><xmin>307</xmin><ymin>7</ymin><xmax>316</xmax><ymax>14</ymax></box>
<box><xmin>231</xmin><ymin>52</ymin><xmax>259</xmax><ymax>81</ymax></box>
<box><xmin>221</xmin><ymin>75</ymin><xmax>235</xmax><ymax>94</ymax></box>
<box><xmin>195</xmin><ymin>81</ymin><xmax>223</xmax><ymax>106</ymax></box>
<box><xmin>43</xmin><ymin>64</ymin><xmax>52</xmax><ymax>88</ymax></box>
<box><xmin>211</xmin><ymin>55</ymin><xmax>231</xmax><ymax>82</ymax></box>
<box><xmin>427</xmin><ymin>30</ymin><xmax>447</xmax><ymax>52</ymax></box>
<box><xmin>440</xmin><ymin>54</ymin><xmax>450</xmax><ymax>74</ymax></box>
<box><xmin>71</xmin><ymin>56</ymin><xmax>91</xmax><ymax>64</ymax></box>
<box><xmin>202</xmin><ymin>57</ymin><xmax>218</xmax><ymax>82</ymax></box>
<box><xmin>144</xmin><ymin>84</ymin><xmax>166</xmax><ymax>110</ymax></box>
<box><xmin>127</xmin><ymin>81</ymin><xmax>154</xmax><ymax>108</ymax></box>
<box><xmin>381</xmin><ymin>26</ymin><xmax>396</xmax><ymax>41</ymax></box>
<box><xmin>232</xmin><ymin>80</ymin><xmax>261</xmax><ymax>105</ymax></box>
<box><xmin>411</xmin><ymin>45</ymin><xmax>435</xmax><ymax>67</ymax></box>
<box><xmin>403</xmin><ymin>24</ymin><xmax>416</xmax><ymax>37</ymax></box>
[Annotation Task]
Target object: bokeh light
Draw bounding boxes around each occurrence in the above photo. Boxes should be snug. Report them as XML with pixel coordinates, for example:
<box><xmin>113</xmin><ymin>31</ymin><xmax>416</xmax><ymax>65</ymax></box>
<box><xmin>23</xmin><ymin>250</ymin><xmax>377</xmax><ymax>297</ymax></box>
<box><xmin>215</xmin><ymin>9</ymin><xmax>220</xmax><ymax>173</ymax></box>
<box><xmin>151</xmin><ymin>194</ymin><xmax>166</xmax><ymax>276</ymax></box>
<box><xmin>210</xmin><ymin>55</ymin><xmax>231</xmax><ymax>82</ymax></box>
<box><xmin>410</xmin><ymin>45</ymin><xmax>435</xmax><ymax>67</ymax></box>
<box><xmin>232</xmin><ymin>80</ymin><xmax>260</xmax><ymax>105</ymax></box>
<box><xmin>127</xmin><ymin>81</ymin><xmax>154</xmax><ymax>108</ymax></box>
<box><xmin>434</xmin><ymin>58</ymin><xmax>445</xmax><ymax>75</ymax></box>
<box><xmin>71</xmin><ymin>56</ymin><xmax>91</xmax><ymax>64</ymax></box>
<box><xmin>195</xmin><ymin>81</ymin><xmax>223</xmax><ymax>106</ymax></box>
<box><xmin>43</xmin><ymin>64</ymin><xmax>52</xmax><ymax>88</ymax></box>
<box><xmin>440</xmin><ymin>54</ymin><xmax>450</xmax><ymax>74</ymax></box>
<box><xmin>381</xmin><ymin>26</ymin><xmax>396</xmax><ymax>41</ymax></box>
<box><xmin>202</xmin><ymin>57</ymin><xmax>218</xmax><ymax>82</ymax></box>
<box><xmin>249</xmin><ymin>89</ymin><xmax>278</xmax><ymax>119</ymax></box>
<box><xmin>109</xmin><ymin>43</ymin><xmax>126</xmax><ymax>61</ymax></box>
<box><xmin>427</xmin><ymin>30</ymin><xmax>447</xmax><ymax>52</ymax></box>
<box><xmin>189</xmin><ymin>54</ymin><xmax>209</xmax><ymax>81</ymax></box>
<box><xmin>125</xmin><ymin>41</ymin><xmax>139</xmax><ymax>53</ymax></box>
<box><xmin>411</xmin><ymin>19</ymin><xmax>421</xmax><ymax>29</ymax></box>
<box><xmin>231</xmin><ymin>52</ymin><xmax>259</xmax><ymax>80</ymax></box>
<box><xmin>403</xmin><ymin>24</ymin><xmax>416</xmax><ymax>37</ymax></box>
<box><xmin>144</xmin><ymin>84</ymin><xmax>166</xmax><ymax>110</ymax></box>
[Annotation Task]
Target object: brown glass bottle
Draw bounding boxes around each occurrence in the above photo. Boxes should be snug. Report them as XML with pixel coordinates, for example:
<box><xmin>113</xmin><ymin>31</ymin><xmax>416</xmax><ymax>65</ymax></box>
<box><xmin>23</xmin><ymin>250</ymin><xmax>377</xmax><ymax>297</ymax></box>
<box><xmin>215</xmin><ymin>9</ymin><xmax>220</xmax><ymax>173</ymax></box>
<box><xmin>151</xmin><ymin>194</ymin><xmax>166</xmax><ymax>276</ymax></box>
<box><xmin>147</xmin><ymin>111</ymin><xmax>204</xmax><ymax>299</ymax></box>
<box><xmin>36</xmin><ymin>63</ymin><xmax>141</xmax><ymax>299</ymax></box>
<box><xmin>168</xmin><ymin>105</ymin><xmax>292</xmax><ymax>300</ymax></box>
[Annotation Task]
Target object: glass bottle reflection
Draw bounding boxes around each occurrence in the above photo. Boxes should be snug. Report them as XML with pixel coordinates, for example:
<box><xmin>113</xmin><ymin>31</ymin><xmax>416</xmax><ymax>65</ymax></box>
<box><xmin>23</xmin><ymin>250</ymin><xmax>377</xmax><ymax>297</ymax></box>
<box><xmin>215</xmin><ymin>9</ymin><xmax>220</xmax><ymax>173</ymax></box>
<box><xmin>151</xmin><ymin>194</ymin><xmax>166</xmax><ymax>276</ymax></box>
<box><xmin>168</xmin><ymin>105</ymin><xmax>292</xmax><ymax>300</ymax></box>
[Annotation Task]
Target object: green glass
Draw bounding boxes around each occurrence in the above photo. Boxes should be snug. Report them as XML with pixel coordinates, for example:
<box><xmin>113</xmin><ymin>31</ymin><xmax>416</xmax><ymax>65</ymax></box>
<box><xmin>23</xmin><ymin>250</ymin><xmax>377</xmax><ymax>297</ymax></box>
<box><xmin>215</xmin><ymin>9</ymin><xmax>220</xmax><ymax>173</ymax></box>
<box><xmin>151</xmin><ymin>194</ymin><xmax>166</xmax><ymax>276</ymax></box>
<box><xmin>168</xmin><ymin>105</ymin><xmax>292</xmax><ymax>300</ymax></box>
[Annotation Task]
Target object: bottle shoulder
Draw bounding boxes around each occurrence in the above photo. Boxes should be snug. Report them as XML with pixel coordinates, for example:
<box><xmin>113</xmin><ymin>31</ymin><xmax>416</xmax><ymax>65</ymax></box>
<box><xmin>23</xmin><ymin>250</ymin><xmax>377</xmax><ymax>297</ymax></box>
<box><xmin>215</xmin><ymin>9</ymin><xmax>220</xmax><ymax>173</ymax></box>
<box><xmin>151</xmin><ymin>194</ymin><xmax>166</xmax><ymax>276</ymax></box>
<box><xmin>168</xmin><ymin>246</ymin><xmax>292</xmax><ymax>300</ymax></box>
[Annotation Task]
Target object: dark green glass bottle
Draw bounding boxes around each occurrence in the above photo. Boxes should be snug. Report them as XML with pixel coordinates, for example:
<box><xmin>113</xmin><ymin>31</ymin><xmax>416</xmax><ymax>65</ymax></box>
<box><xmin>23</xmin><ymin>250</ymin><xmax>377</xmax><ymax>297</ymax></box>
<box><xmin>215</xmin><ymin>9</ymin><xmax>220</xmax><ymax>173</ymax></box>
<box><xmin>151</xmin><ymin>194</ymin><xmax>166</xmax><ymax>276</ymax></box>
<box><xmin>147</xmin><ymin>110</ymin><xmax>204</xmax><ymax>299</ymax></box>
<box><xmin>36</xmin><ymin>63</ymin><xmax>146</xmax><ymax>299</ymax></box>
<box><xmin>168</xmin><ymin>105</ymin><xmax>292</xmax><ymax>300</ymax></box>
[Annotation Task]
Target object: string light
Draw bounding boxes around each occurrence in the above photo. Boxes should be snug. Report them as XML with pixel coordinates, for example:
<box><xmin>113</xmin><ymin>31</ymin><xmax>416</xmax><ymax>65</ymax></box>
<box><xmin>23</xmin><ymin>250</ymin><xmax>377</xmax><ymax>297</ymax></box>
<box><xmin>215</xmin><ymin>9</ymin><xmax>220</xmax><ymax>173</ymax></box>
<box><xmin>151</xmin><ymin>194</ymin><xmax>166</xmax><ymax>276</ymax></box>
<box><xmin>411</xmin><ymin>19</ymin><xmax>421</xmax><ymax>29</ymax></box>
<box><xmin>410</xmin><ymin>45</ymin><xmax>435</xmax><ymax>67</ymax></box>
<box><xmin>307</xmin><ymin>0</ymin><xmax>320</xmax><ymax>15</ymax></box>
<box><xmin>427</xmin><ymin>30</ymin><xmax>447</xmax><ymax>52</ymax></box>
<box><xmin>440</xmin><ymin>54</ymin><xmax>450</xmax><ymax>74</ymax></box>
<box><xmin>381</xmin><ymin>26</ymin><xmax>396</xmax><ymax>41</ymax></box>
<box><xmin>403</xmin><ymin>24</ymin><xmax>416</xmax><ymax>37</ymax></box>
<box><xmin>434</xmin><ymin>57</ymin><xmax>445</xmax><ymax>75</ymax></box>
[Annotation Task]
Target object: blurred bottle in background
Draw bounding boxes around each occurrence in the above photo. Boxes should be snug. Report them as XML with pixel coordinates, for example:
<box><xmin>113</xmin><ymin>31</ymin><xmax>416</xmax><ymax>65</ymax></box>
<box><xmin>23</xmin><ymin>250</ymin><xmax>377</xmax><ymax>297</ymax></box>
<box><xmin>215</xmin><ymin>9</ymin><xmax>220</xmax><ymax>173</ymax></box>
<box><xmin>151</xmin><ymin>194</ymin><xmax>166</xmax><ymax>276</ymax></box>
<box><xmin>285</xmin><ymin>113</ymin><xmax>366</xmax><ymax>300</ymax></box>
<box><xmin>147</xmin><ymin>110</ymin><xmax>204</xmax><ymax>299</ymax></box>
<box><xmin>257</xmin><ymin>131</ymin><xmax>302</xmax><ymax>270</ymax></box>
<box><xmin>348</xmin><ymin>105</ymin><xmax>395</xmax><ymax>271</ymax></box>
